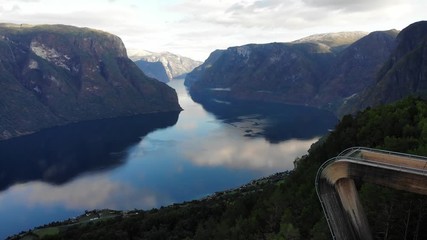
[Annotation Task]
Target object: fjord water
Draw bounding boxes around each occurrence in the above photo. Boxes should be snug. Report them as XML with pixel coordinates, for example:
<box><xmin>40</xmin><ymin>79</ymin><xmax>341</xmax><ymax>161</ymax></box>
<box><xmin>0</xmin><ymin>79</ymin><xmax>337</xmax><ymax>238</ymax></box>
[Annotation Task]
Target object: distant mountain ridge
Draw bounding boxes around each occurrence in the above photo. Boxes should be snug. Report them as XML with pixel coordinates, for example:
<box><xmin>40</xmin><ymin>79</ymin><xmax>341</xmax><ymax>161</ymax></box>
<box><xmin>187</xmin><ymin>42</ymin><xmax>333</xmax><ymax>106</ymax></box>
<box><xmin>185</xmin><ymin>30</ymin><xmax>399</xmax><ymax>114</ymax></box>
<box><xmin>0</xmin><ymin>24</ymin><xmax>181</xmax><ymax>140</ymax></box>
<box><xmin>292</xmin><ymin>31</ymin><xmax>368</xmax><ymax>52</ymax></box>
<box><xmin>129</xmin><ymin>50</ymin><xmax>202</xmax><ymax>82</ymax></box>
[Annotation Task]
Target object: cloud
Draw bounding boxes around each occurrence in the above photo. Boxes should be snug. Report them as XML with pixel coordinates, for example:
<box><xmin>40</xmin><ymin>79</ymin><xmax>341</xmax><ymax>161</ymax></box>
<box><xmin>164</xmin><ymin>0</ymin><xmax>423</xmax><ymax>60</ymax></box>
<box><xmin>172</xmin><ymin>0</ymin><xmax>410</xmax><ymax>31</ymax></box>
<box><xmin>302</xmin><ymin>0</ymin><xmax>405</xmax><ymax>12</ymax></box>
<box><xmin>0</xmin><ymin>175</ymin><xmax>170</xmax><ymax>210</ymax></box>
<box><xmin>0</xmin><ymin>4</ymin><xmax>19</xmax><ymax>14</ymax></box>
<box><xmin>0</xmin><ymin>0</ymin><xmax>424</xmax><ymax>61</ymax></box>
<box><xmin>172</xmin><ymin>0</ymin><xmax>321</xmax><ymax>29</ymax></box>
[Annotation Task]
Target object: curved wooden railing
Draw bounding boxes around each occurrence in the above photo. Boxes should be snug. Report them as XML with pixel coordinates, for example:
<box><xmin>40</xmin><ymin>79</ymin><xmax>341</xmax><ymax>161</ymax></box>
<box><xmin>315</xmin><ymin>147</ymin><xmax>427</xmax><ymax>240</ymax></box>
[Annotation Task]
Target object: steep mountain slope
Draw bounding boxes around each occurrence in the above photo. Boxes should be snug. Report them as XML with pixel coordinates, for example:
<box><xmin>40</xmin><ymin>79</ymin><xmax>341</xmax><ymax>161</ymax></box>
<box><xmin>187</xmin><ymin>42</ymin><xmax>335</xmax><ymax>106</ymax></box>
<box><xmin>134</xmin><ymin>60</ymin><xmax>169</xmax><ymax>83</ymax></box>
<box><xmin>184</xmin><ymin>49</ymin><xmax>225</xmax><ymax>87</ymax></box>
<box><xmin>339</xmin><ymin>21</ymin><xmax>427</xmax><ymax>116</ymax></box>
<box><xmin>130</xmin><ymin>50</ymin><xmax>202</xmax><ymax>82</ymax></box>
<box><xmin>315</xmin><ymin>30</ymin><xmax>399</xmax><ymax>109</ymax></box>
<box><xmin>185</xmin><ymin>31</ymin><xmax>397</xmax><ymax>111</ymax></box>
<box><xmin>0</xmin><ymin>24</ymin><xmax>181</xmax><ymax>140</ymax></box>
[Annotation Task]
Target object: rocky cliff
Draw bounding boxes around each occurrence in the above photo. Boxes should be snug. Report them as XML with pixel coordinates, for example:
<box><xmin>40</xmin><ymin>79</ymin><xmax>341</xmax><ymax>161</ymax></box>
<box><xmin>130</xmin><ymin>50</ymin><xmax>202</xmax><ymax>82</ymax></box>
<box><xmin>185</xmin><ymin>49</ymin><xmax>225</xmax><ymax>87</ymax></box>
<box><xmin>134</xmin><ymin>60</ymin><xmax>170</xmax><ymax>83</ymax></box>
<box><xmin>339</xmin><ymin>21</ymin><xmax>427</xmax><ymax>116</ymax></box>
<box><xmin>0</xmin><ymin>24</ymin><xmax>181</xmax><ymax>140</ymax></box>
<box><xmin>315</xmin><ymin>30</ymin><xmax>399</xmax><ymax>110</ymax></box>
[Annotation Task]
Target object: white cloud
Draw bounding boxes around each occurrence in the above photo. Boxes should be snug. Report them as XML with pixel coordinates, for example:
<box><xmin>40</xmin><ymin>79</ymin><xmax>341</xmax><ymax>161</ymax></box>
<box><xmin>302</xmin><ymin>0</ymin><xmax>405</xmax><ymax>12</ymax></box>
<box><xmin>0</xmin><ymin>0</ymin><xmax>424</xmax><ymax>61</ymax></box>
<box><xmin>162</xmin><ymin>0</ymin><xmax>424</xmax><ymax>60</ymax></box>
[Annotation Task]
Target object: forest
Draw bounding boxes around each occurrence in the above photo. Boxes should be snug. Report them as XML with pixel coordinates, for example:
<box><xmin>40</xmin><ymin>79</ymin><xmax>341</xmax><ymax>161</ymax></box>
<box><xmin>15</xmin><ymin>97</ymin><xmax>427</xmax><ymax>240</ymax></box>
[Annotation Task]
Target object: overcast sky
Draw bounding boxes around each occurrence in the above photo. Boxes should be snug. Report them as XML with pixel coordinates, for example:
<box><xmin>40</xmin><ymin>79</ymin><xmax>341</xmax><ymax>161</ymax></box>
<box><xmin>0</xmin><ymin>0</ymin><xmax>425</xmax><ymax>61</ymax></box>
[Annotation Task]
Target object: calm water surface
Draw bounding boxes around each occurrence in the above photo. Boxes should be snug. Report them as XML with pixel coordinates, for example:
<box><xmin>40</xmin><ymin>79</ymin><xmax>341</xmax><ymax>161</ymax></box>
<box><xmin>0</xmin><ymin>79</ymin><xmax>337</xmax><ymax>238</ymax></box>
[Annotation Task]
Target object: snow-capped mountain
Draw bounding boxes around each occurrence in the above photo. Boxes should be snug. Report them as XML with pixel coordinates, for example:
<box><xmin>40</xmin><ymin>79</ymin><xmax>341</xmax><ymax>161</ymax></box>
<box><xmin>129</xmin><ymin>50</ymin><xmax>202</xmax><ymax>82</ymax></box>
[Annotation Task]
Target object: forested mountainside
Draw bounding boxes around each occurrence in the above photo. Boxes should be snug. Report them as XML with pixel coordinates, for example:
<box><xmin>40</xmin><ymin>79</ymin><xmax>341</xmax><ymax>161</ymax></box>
<box><xmin>187</xmin><ymin>42</ymin><xmax>334</xmax><ymax>106</ymax></box>
<box><xmin>14</xmin><ymin>97</ymin><xmax>427</xmax><ymax>240</ymax></box>
<box><xmin>0</xmin><ymin>24</ymin><xmax>181</xmax><ymax>140</ymax></box>
<box><xmin>185</xmin><ymin>22</ymin><xmax>427</xmax><ymax>116</ymax></box>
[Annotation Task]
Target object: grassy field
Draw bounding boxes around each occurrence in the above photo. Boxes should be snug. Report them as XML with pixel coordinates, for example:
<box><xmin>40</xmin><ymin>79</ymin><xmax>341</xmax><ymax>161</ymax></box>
<box><xmin>33</xmin><ymin>227</ymin><xmax>60</xmax><ymax>238</ymax></box>
<box><xmin>9</xmin><ymin>209</ymin><xmax>123</xmax><ymax>239</ymax></box>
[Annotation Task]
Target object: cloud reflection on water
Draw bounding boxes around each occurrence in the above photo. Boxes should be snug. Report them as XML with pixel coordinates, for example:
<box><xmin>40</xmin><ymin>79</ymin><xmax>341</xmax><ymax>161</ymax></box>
<box><xmin>0</xmin><ymin>80</ymin><xmax>338</xmax><ymax>239</ymax></box>
<box><xmin>182</xmin><ymin>129</ymin><xmax>318</xmax><ymax>173</ymax></box>
<box><xmin>0</xmin><ymin>175</ymin><xmax>167</xmax><ymax>211</ymax></box>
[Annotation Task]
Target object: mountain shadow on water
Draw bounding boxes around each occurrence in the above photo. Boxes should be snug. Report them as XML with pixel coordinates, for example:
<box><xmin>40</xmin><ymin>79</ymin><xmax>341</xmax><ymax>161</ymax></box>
<box><xmin>0</xmin><ymin>111</ymin><xmax>180</xmax><ymax>192</ymax></box>
<box><xmin>190</xmin><ymin>92</ymin><xmax>338</xmax><ymax>143</ymax></box>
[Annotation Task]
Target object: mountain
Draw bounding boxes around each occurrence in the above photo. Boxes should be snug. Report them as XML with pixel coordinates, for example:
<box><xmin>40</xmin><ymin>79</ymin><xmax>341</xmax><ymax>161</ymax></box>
<box><xmin>134</xmin><ymin>60</ymin><xmax>170</xmax><ymax>83</ymax></box>
<box><xmin>184</xmin><ymin>49</ymin><xmax>225</xmax><ymax>87</ymax></box>
<box><xmin>339</xmin><ymin>21</ymin><xmax>427</xmax><ymax>116</ymax></box>
<box><xmin>292</xmin><ymin>31</ymin><xmax>367</xmax><ymax>52</ymax></box>
<box><xmin>187</xmin><ymin>42</ymin><xmax>335</xmax><ymax>106</ymax></box>
<box><xmin>185</xmin><ymin>22</ymin><xmax>427</xmax><ymax>117</ymax></box>
<box><xmin>0</xmin><ymin>24</ymin><xmax>181</xmax><ymax>140</ymax></box>
<box><xmin>129</xmin><ymin>50</ymin><xmax>202</xmax><ymax>82</ymax></box>
<box><xmin>314</xmin><ymin>30</ymin><xmax>399</xmax><ymax>110</ymax></box>
<box><xmin>185</xmin><ymin>31</ymin><xmax>397</xmax><ymax>111</ymax></box>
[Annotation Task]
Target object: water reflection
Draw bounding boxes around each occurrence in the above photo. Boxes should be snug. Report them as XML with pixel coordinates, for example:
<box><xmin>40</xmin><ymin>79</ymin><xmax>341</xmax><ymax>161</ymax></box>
<box><xmin>0</xmin><ymin>173</ymin><xmax>171</xmax><ymax>238</ymax></box>
<box><xmin>1</xmin><ymin>80</ymin><xmax>338</xmax><ymax>239</ymax></box>
<box><xmin>190</xmin><ymin>92</ymin><xmax>338</xmax><ymax>143</ymax></box>
<box><xmin>0</xmin><ymin>176</ymin><xmax>163</xmax><ymax>210</ymax></box>
<box><xmin>182</xmin><ymin>134</ymin><xmax>318</xmax><ymax>172</ymax></box>
<box><xmin>0</xmin><ymin>112</ymin><xmax>179</xmax><ymax>192</ymax></box>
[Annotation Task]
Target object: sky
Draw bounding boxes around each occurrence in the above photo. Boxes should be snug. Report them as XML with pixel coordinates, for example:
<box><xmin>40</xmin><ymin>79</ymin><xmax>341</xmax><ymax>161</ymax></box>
<box><xmin>0</xmin><ymin>0</ymin><xmax>425</xmax><ymax>61</ymax></box>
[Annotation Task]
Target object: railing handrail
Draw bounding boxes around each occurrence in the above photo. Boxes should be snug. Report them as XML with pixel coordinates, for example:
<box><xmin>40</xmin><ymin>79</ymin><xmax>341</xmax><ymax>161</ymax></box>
<box><xmin>315</xmin><ymin>147</ymin><xmax>427</xmax><ymax>240</ymax></box>
<box><xmin>338</xmin><ymin>146</ymin><xmax>427</xmax><ymax>161</ymax></box>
